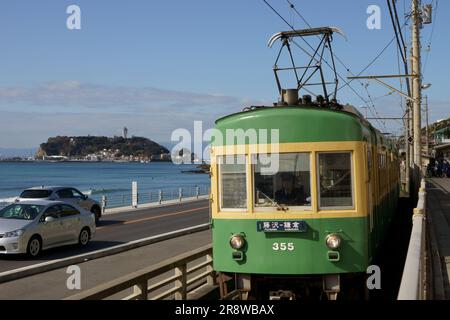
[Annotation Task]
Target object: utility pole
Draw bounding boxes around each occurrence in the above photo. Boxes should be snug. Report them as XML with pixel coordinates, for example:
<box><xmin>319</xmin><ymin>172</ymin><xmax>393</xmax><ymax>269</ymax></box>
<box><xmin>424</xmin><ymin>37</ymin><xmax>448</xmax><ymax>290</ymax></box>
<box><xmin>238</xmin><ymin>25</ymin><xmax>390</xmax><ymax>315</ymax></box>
<box><xmin>408</xmin><ymin>91</ymin><xmax>414</xmax><ymax>169</ymax></box>
<box><xmin>404</xmin><ymin>106</ymin><xmax>410</xmax><ymax>195</ymax></box>
<box><xmin>404</xmin><ymin>78</ymin><xmax>411</xmax><ymax>196</ymax></box>
<box><xmin>411</xmin><ymin>0</ymin><xmax>422</xmax><ymax>190</ymax></box>
<box><xmin>408</xmin><ymin>46</ymin><xmax>414</xmax><ymax>171</ymax></box>
<box><xmin>425</xmin><ymin>95</ymin><xmax>429</xmax><ymax>156</ymax></box>
<box><xmin>347</xmin><ymin>0</ymin><xmax>426</xmax><ymax>196</ymax></box>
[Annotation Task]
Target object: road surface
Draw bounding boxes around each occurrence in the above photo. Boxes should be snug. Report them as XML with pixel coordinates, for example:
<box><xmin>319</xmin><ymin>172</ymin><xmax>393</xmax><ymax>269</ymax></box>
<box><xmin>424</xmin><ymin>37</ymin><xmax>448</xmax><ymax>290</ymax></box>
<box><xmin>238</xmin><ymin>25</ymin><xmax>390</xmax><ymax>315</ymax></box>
<box><xmin>0</xmin><ymin>199</ymin><xmax>209</xmax><ymax>273</ymax></box>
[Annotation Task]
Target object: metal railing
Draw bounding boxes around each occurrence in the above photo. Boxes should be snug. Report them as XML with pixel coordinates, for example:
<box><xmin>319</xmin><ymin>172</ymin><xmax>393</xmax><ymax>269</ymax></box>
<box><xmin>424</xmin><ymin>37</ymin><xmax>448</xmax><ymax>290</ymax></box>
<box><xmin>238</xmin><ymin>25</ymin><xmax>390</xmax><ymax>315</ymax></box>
<box><xmin>0</xmin><ymin>185</ymin><xmax>210</xmax><ymax>211</ymax></box>
<box><xmin>99</xmin><ymin>185</ymin><xmax>210</xmax><ymax>210</ymax></box>
<box><xmin>398</xmin><ymin>179</ymin><xmax>427</xmax><ymax>300</ymax></box>
<box><xmin>65</xmin><ymin>244</ymin><xmax>215</xmax><ymax>300</ymax></box>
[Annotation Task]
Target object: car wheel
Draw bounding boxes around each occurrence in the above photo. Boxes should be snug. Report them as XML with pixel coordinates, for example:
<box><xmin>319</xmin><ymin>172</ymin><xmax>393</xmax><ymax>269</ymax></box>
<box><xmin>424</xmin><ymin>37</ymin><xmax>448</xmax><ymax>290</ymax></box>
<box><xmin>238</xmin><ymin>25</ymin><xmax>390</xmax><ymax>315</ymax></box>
<box><xmin>27</xmin><ymin>236</ymin><xmax>42</xmax><ymax>258</ymax></box>
<box><xmin>91</xmin><ymin>206</ymin><xmax>101</xmax><ymax>225</ymax></box>
<box><xmin>79</xmin><ymin>228</ymin><xmax>90</xmax><ymax>247</ymax></box>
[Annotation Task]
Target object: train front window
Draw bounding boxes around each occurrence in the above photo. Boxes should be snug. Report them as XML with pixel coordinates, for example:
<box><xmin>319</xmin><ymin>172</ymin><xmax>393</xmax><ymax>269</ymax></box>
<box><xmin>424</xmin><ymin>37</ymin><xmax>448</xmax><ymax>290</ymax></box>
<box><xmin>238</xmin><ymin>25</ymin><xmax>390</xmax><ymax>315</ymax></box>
<box><xmin>253</xmin><ymin>153</ymin><xmax>311</xmax><ymax>209</ymax></box>
<box><xmin>318</xmin><ymin>152</ymin><xmax>353</xmax><ymax>209</ymax></box>
<box><xmin>218</xmin><ymin>155</ymin><xmax>247</xmax><ymax>210</ymax></box>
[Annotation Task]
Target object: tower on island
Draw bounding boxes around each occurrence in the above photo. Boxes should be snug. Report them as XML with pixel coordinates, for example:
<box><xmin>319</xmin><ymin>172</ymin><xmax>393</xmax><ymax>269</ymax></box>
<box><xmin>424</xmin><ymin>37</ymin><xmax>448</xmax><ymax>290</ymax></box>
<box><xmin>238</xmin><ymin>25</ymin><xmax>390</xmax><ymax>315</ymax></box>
<box><xmin>123</xmin><ymin>127</ymin><xmax>128</xmax><ymax>139</ymax></box>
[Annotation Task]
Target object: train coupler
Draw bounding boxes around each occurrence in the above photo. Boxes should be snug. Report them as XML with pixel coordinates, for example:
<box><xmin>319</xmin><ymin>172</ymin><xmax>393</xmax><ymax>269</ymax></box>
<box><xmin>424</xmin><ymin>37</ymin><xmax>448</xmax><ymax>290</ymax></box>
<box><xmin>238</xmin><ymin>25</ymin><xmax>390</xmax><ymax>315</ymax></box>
<box><xmin>269</xmin><ymin>290</ymin><xmax>295</xmax><ymax>300</ymax></box>
<box><xmin>323</xmin><ymin>274</ymin><xmax>340</xmax><ymax>300</ymax></box>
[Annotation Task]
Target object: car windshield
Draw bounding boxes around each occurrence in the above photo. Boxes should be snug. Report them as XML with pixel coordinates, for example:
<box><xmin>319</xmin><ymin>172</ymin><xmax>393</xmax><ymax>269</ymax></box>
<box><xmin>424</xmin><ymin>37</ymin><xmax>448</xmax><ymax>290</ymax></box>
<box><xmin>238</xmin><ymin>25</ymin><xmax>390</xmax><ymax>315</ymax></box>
<box><xmin>20</xmin><ymin>190</ymin><xmax>53</xmax><ymax>198</ymax></box>
<box><xmin>0</xmin><ymin>204</ymin><xmax>44</xmax><ymax>220</ymax></box>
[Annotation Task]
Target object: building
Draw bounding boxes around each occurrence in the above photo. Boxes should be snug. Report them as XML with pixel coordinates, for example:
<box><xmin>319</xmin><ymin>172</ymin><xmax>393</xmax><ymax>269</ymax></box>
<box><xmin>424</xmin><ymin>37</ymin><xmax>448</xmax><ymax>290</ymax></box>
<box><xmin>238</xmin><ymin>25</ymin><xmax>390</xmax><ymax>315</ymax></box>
<box><xmin>435</xmin><ymin>126</ymin><xmax>450</xmax><ymax>144</ymax></box>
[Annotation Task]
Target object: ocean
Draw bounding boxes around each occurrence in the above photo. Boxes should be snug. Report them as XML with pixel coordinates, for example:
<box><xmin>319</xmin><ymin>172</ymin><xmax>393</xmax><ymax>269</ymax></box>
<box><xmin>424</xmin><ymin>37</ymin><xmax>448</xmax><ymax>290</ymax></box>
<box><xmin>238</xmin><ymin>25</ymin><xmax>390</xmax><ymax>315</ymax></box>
<box><xmin>0</xmin><ymin>162</ymin><xmax>210</xmax><ymax>206</ymax></box>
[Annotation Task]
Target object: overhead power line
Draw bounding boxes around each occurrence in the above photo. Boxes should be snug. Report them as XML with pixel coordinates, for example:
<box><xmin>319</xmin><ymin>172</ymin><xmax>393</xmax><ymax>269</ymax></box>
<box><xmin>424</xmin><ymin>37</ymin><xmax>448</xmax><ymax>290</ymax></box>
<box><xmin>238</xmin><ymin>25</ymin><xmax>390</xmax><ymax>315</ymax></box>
<box><xmin>268</xmin><ymin>0</ymin><xmax>406</xmax><ymax>130</ymax></box>
<box><xmin>283</xmin><ymin>0</ymin><xmax>409</xmax><ymax>104</ymax></box>
<box><xmin>387</xmin><ymin>0</ymin><xmax>406</xmax><ymax>64</ymax></box>
<box><xmin>387</xmin><ymin>0</ymin><xmax>411</xmax><ymax>97</ymax></box>
<box><xmin>423</xmin><ymin>0</ymin><xmax>439</xmax><ymax>75</ymax></box>
<box><xmin>284</xmin><ymin>0</ymin><xmax>370</xmax><ymax>96</ymax></box>
<box><xmin>263</xmin><ymin>0</ymin><xmax>415</xmax><ymax>134</ymax></box>
<box><xmin>262</xmin><ymin>0</ymin><xmax>372</xmax><ymax>109</ymax></box>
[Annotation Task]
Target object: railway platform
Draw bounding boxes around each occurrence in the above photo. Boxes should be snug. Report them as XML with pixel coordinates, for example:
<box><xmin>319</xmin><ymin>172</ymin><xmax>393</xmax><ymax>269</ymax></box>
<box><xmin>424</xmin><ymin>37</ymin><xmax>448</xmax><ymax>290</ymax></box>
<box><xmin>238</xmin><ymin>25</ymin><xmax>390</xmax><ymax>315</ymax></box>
<box><xmin>427</xmin><ymin>178</ymin><xmax>450</xmax><ymax>299</ymax></box>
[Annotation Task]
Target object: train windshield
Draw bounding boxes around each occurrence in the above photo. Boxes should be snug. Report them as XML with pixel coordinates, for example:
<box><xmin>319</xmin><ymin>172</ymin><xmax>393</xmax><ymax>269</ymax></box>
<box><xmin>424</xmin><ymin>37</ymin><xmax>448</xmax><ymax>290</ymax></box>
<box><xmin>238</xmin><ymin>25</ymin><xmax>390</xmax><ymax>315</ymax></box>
<box><xmin>218</xmin><ymin>155</ymin><xmax>247</xmax><ymax>209</ymax></box>
<box><xmin>318</xmin><ymin>152</ymin><xmax>353</xmax><ymax>209</ymax></box>
<box><xmin>253</xmin><ymin>153</ymin><xmax>311</xmax><ymax>209</ymax></box>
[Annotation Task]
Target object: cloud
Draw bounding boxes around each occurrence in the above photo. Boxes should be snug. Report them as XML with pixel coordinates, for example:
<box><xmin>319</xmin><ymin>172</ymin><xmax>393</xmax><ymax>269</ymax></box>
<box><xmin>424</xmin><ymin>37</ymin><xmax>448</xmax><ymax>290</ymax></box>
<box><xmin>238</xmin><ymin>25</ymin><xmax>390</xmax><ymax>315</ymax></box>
<box><xmin>0</xmin><ymin>110</ymin><xmax>220</xmax><ymax>149</ymax></box>
<box><xmin>0</xmin><ymin>81</ymin><xmax>270</xmax><ymax>148</ymax></box>
<box><xmin>0</xmin><ymin>81</ymin><xmax>261</xmax><ymax>113</ymax></box>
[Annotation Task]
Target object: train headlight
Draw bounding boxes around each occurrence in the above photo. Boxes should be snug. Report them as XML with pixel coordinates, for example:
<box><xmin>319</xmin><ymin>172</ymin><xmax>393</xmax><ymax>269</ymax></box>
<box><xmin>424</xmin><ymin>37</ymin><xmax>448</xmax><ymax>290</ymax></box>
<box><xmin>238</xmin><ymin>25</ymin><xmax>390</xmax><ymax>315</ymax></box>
<box><xmin>325</xmin><ymin>234</ymin><xmax>342</xmax><ymax>250</ymax></box>
<box><xmin>230</xmin><ymin>234</ymin><xmax>245</xmax><ymax>250</ymax></box>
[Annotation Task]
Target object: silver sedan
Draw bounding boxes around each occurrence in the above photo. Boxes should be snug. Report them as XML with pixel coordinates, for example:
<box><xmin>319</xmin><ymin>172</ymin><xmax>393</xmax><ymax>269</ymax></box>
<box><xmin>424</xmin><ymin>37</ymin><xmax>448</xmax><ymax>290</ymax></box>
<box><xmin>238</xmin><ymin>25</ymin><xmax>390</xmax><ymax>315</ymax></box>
<box><xmin>18</xmin><ymin>186</ymin><xmax>102</xmax><ymax>224</ymax></box>
<box><xmin>0</xmin><ymin>200</ymin><xmax>96</xmax><ymax>257</ymax></box>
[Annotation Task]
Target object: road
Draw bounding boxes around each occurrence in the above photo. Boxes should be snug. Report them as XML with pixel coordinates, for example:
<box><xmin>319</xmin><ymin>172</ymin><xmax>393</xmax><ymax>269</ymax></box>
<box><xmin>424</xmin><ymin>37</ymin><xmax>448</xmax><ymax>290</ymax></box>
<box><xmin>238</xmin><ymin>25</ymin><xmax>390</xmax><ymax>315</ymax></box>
<box><xmin>0</xmin><ymin>230</ymin><xmax>212</xmax><ymax>299</ymax></box>
<box><xmin>0</xmin><ymin>199</ymin><xmax>209</xmax><ymax>273</ymax></box>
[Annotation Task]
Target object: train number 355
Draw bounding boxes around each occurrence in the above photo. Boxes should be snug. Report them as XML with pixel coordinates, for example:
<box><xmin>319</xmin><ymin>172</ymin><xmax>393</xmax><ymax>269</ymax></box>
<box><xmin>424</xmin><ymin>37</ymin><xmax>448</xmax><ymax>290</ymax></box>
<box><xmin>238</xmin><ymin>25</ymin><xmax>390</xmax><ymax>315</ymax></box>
<box><xmin>272</xmin><ymin>242</ymin><xmax>295</xmax><ymax>251</ymax></box>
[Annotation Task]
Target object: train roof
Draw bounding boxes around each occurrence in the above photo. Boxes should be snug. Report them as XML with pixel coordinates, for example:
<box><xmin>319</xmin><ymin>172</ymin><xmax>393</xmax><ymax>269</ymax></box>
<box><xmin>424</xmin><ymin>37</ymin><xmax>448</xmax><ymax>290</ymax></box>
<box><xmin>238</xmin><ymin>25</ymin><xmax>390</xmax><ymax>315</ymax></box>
<box><xmin>214</xmin><ymin>105</ymin><xmax>397</xmax><ymax>152</ymax></box>
<box><xmin>215</xmin><ymin>103</ymin><xmax>365</xmax><ymax>123</ymax></box>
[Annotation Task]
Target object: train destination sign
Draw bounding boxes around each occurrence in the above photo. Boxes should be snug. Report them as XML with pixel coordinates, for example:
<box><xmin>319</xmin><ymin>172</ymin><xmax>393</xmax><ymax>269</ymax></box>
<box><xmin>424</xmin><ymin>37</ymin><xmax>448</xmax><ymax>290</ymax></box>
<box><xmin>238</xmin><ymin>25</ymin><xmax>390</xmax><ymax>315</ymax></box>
<box><xmin>257</xmin><ymin>221</ymin><xmax>307</xmax><ymax>233</ymax></box>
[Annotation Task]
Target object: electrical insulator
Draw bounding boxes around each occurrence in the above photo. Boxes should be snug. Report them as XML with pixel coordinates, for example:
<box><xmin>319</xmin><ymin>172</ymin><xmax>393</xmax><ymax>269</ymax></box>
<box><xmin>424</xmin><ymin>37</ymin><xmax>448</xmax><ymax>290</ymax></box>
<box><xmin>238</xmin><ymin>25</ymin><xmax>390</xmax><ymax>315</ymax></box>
<box><xmin>422</xmin><ymin>4</ymin><xmax>433</xmax><ymax>24</ymax></box>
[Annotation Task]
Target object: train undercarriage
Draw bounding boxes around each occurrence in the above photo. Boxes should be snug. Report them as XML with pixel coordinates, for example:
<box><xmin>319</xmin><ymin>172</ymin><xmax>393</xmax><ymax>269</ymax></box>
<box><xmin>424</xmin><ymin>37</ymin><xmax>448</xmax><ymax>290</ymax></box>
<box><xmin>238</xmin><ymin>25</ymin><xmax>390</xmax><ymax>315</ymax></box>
<box><xmin>218</xmin><ymin>272</ymin><xmax>369</xmax><ymax>301</ymax></box>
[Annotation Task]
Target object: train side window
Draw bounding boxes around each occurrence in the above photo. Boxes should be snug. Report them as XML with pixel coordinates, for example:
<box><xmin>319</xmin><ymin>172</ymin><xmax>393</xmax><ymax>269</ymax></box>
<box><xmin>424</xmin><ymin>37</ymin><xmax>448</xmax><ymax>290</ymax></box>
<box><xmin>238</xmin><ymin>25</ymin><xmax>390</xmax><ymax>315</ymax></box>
<box><xmin>253</xmin><ymin>153</ymin><xmax>311</xmax><ymax>210</ymax></box>
<box><xmin>218</xmin><ymin>155</ymin><xmax>247</xmax><ymax>210</ymax></box>
<box><xmin>318</xmin><ymin>152</ymin><xmax>354</xmax><ymax>209</ymax></box>
<box><xmin>367</xmin><ymin>149</ymin><xmax>372</xmax><ymax>181</ymax></box>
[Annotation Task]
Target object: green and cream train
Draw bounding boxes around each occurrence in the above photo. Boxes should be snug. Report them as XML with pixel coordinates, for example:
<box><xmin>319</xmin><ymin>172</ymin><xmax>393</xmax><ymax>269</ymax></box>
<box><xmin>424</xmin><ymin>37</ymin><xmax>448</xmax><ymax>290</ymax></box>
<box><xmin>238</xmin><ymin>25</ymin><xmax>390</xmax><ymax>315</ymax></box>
<box><xmin>210</xmin><ymin>103</ymin><xmax>400</xmax><ymax>300</ymax></box>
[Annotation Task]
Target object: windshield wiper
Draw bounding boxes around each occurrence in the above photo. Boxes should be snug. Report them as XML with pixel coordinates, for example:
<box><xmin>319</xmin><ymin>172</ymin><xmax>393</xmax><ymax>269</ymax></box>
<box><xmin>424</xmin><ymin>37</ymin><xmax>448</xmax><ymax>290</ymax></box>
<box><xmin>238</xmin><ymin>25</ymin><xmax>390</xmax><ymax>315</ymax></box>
<box><xmin>256</xmin><ymin>189</ymin><xmax>288</xmax><ymax>211</ymax></box>
<box><xmin>323</xmin><ymin>171</ymin><xmax>351</xmax><ymax>191</ymax></box>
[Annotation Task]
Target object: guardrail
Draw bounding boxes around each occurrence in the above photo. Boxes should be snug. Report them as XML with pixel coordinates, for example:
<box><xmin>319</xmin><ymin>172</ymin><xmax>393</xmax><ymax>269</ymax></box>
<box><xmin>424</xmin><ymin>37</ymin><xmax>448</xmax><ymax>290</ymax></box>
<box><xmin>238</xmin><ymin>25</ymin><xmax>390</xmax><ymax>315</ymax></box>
<box><xmin>398</xmin><ymin>179</ymin><xmax>427</xmax><ymax>300</ymax></box>
<box><xmin>65</xmin><ymin>244</ymin><xmax>215</xmax><ymax>300</ymax></box>
<box><xmin>0</xmin><ymin>185</ymin><xmax>210</xmax><ymax>211</ymax></box>
<box><xmin>100</xmin><ymin>185</ymin><xmax>210</xmax><ymax>210</ymax></box>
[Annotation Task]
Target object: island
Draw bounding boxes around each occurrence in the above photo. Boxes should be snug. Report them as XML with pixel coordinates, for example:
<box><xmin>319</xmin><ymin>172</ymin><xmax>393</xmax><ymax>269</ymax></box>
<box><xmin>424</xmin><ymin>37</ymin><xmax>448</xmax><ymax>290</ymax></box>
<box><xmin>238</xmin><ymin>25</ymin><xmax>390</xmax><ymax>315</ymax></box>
<box><xmin>35</xmin><ymin>135</ymin><xmax>171</xmax><ymax>162</ymax></box>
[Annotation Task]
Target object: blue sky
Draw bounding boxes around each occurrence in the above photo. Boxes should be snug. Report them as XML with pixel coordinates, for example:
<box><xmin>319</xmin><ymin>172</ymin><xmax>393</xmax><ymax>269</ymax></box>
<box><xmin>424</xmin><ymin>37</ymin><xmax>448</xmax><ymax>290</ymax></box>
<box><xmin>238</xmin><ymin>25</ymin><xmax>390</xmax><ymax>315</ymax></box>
<box><xmin>0</xmin><ymin>0</ymin><xmax>448</xmax><ymax>150</ymax></box>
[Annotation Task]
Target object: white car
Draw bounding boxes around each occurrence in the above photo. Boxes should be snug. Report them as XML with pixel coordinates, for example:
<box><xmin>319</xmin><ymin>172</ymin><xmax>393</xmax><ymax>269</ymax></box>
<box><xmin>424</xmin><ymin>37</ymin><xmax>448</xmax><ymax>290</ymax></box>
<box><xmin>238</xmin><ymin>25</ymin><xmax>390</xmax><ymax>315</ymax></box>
<box><xmin>0</xmin><ymin>200</ymin><xmax>96</xmax><ymax>257</ymax></box>
<box><xmin>17</xmin><ymin>186</ymin><xmax>102</xmax><ymax>224</ymax></box>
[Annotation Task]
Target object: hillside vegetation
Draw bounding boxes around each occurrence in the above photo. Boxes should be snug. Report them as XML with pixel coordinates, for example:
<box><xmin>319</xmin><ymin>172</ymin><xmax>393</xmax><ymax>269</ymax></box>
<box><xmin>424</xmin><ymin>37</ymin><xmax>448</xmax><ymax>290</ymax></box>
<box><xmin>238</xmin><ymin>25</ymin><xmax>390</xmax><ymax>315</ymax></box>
<box><xmin>37</xmin><ymin>136</ymin><xmax>169</xmax><ymax>158</ymax></box>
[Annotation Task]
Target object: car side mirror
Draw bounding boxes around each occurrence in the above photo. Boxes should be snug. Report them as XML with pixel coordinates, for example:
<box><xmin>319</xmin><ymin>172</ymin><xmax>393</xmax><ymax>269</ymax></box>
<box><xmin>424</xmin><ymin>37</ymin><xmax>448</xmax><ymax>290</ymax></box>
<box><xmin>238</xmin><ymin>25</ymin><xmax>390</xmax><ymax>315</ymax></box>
<box><xmin>82</xmin><ymin>195</ymin><xmax>88</xmax><ymax>200</ymax></box>
<box><xmin>45</xmin><ymin>216</ymin><xmax>55</xmax><ymax>223</ymax></box>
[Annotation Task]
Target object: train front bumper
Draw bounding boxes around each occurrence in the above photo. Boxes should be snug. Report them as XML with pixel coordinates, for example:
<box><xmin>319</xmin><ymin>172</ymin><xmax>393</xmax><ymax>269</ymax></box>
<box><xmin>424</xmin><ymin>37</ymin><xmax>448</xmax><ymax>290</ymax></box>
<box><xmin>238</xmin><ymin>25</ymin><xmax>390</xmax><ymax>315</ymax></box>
<box><xmin>212</xmin><ymin>217</ymin><xmax>369</xmax><ymax>275</ymax></box>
